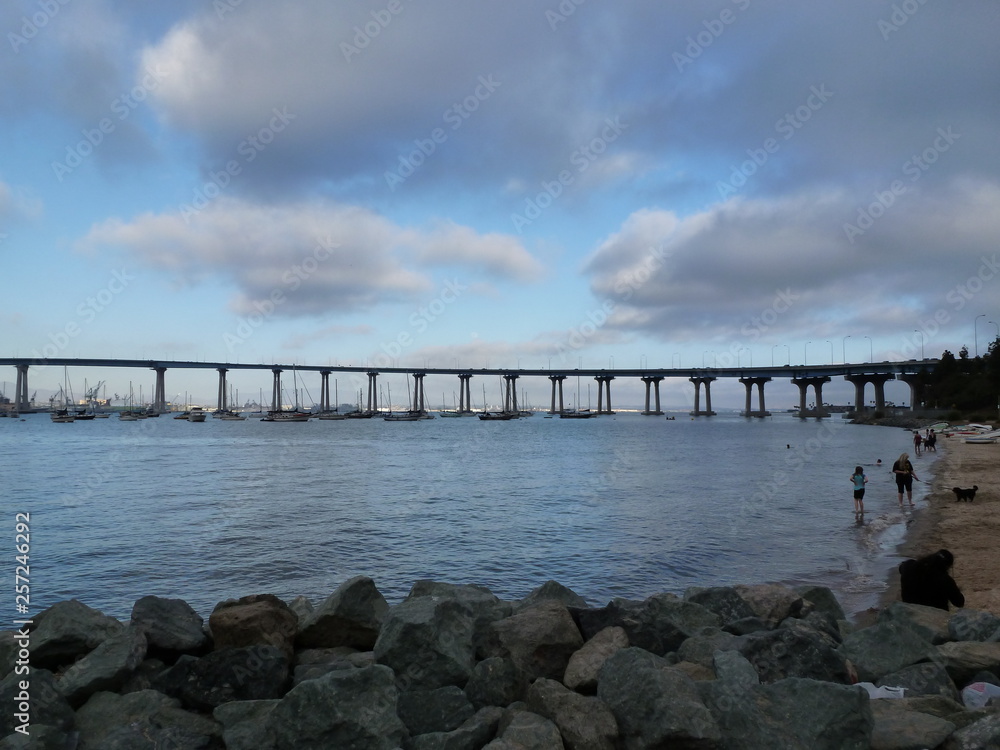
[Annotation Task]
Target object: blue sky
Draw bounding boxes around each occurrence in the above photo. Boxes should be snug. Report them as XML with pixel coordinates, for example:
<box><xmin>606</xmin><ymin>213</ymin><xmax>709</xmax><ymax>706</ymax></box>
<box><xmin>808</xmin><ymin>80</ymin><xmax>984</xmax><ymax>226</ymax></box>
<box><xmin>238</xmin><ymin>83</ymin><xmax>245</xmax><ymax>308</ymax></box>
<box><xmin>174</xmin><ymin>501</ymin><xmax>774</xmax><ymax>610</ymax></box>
<box><xmin>3</xmin><ymin>0</ymin><xmax>999</xmax><ymax>408</ymax></box>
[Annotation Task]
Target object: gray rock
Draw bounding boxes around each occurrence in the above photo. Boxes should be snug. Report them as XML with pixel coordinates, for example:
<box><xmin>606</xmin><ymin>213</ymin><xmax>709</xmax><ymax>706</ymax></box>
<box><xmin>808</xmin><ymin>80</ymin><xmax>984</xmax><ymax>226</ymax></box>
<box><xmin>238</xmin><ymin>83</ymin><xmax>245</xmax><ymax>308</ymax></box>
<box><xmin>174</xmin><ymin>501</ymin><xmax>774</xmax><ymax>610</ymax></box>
<box><xmin>739</xmin><ymin>625</ymin><xmax>851</xmax><ymax>684</ymax></box>
<box><xmin>286</xmin><ymin>595</ymin><xmax>314</xmax><ymax>624</ymax></box>
<box><xmin>74</xmin><ymin>688</ymin><xmax>222</xmax><ymax>750</ymax></box>
<box><xmin>375</xmin><ymin>596</ymin><xmax>477</xmax><ymax>690</ymax></box>
<box><xmin>936</xmin><ymin>641</ymin><xmax>1000</xmax><ymax>687</ymax></box>
<box><xmin>526</xmin><ymin>677</ymin><xmax>618</xmax><ymax>750</ymax></box>
<box><xmin>407</xmin><ymin>580</ymin><xmax>514</xmax><ymax>659</ymax></box>
<box><xmin>563</xmin><ymin>626</ymin><xmax>629</xmax><ymax>693</ymax></box>
<box><xmin>868</xmin><ymin>699</ymin><xmax>956</xmax><ymax>750</ymax></box>
<box><xmin>712</xmin><ymin>649</ymin><xmax>760</xmax><ymax>688</ymax></box>
<box><xmin>291</xmin><ymin>646</ymin><xmax>369</xmax><ymax>685</ymax></box>
<box><xmin>733</xmin><ymin>583</ymin><xmax>809</xmax><ymax>626</ymax></box>
<box><xmin>706</xmin><ymin>677</ymin><xmax>873</xmax><ymax>750</ymax></box>
<box><xmin>0</xmin><ymin>724</ymin><xmax>74</xmax><ymax>750</ymax></box>
<box><xmin>878</xmin><ymin>601</ymin><xmax>951</xmax><ymax>644</ymax></box>
<box><xmin>130</xmin><ymin>595</ymin><xmax>208</xmax><ymax>655</ymax></box>
<box><xmin>262</xmin><ymin>664</ymin><xmax>407</xmax><ymax>749</ymax></box>
<box><xmin>572</xmin><ymin>594</ymin><xmax>720</xmax><ymax>656</ymax></box>
<box><xmin>516</xmin><ymin>580</ymin><xmax>588</xmax><ymax>612</ymax></box>
<box><xmin>464</xmin><ymin>657</ymin><xmax>528</xmax><ymax>710</ymax></box>
<box><xmin>28</xmin><ymin>600</ymin><xmax>123</xmax><ymax>670</ymax></box>
<box><xmin>154</xmin><ymin>644</ymin><xmax>289</xmax><ymax>710</ymax></box>
<box><xmin>722</xmin><ymin>616</ymin><xmax>771</xmax><ymax>635</ymax></box>
<box><xmin>877</xmin><ymin>661</ymin><xmax>961</xmax><ymax>702</ymax></box>
<box><xmin>296</xmin><ymin>575</ymin><xmax>389</xmax><ymax>650</ymax></box>
<box><xmin>0</xmin><ymin>632</ymin><xmax>18</xmax><ymax>681</ymax></box>
<box><xmin>949</xmin><ymin>609</ymin><xmax>1000</xmax><ymax>643</ymax></box>
<box><xmin>0</xmin><ymin>669</ymin><xmax>74</xmax><ymax>734</ymax></box>
<box><xmin>398</xmin><ymin>685</ymin><xmax>475</xmax><ymax>735</ymax></box>
<box><xmin>676</xmin><ymin>627</ymin><xmax>740</xmax><ymax>670</ymax></box>
<box><xmin>597</xmin><ymin>647</ymin><xmax>720</xmax><ymax>748</ymax></box>
<box><xmin>119</xmin><ymin>657</ymin><xmax>167</xmax><ymax>694</ymax></box>
<box><xmin>209</xmin><ymin>593</ymin><xmax>298</xmax><ymax>660</ymax></box>
<box><xmin>407</xmin><ymin>706</ymin><xmax>503</xmax><ymax>750</ymax></box>
<box><xmin>839</xmin><ymin>621</ymin><xmax>936</xmax><ymax>683</ymax></box>
<box><xmin>212</xmin><ymin>699</ymin><xmax>280</xmax><ymax>750</ymax></box>
<box><xmin>942</xmin><ymin>711</ymin><xmax>1000</xmax><ymax>749</ymax></box>
<box><xmin>796</xmin><ymin>585</ymin><xmax>847</xmax><ymax>622</ymax></box>
<box><xmin>57</xmin><ymin>624</ymin><xmax>147</xmax><ymax>706</ymax></box>
<box><xmin>488</xmin><ymin>601</ymin><xmax>583</xmax><ymax>682</ymax></box>
<box><xmin>684</xmin><ymin>586</ymin><xmax>758</xmax><ymax>626</ymax></box>
<box><xmin>495</xmin><ymin>708</ymin><xmax>564</xmax><ymax>749</ymax></box>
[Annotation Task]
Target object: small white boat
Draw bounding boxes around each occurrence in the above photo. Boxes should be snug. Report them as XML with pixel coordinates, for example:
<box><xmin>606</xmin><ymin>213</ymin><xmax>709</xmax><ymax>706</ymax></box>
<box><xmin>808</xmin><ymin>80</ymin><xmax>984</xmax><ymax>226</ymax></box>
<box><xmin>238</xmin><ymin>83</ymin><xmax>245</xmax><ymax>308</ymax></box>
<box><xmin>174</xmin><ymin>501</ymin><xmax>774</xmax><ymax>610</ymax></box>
<box><xmin>188</xmin><ymin>407</ymin><xmax>207</xmax><ymax>422</ymax></box>
<box><xmin>50</xmin><ymin>410</ymin><xmax>75</xmax><ymax>423</ymax></box>
<box><xmin>383</xmin><ymin>411</ymin><xmax>422</xmax><ymax>421</ymax></box>
<box><xmin>118</xmin><ymin>412</ymin><xmax>140</xmax><ymax>422</ymax></box>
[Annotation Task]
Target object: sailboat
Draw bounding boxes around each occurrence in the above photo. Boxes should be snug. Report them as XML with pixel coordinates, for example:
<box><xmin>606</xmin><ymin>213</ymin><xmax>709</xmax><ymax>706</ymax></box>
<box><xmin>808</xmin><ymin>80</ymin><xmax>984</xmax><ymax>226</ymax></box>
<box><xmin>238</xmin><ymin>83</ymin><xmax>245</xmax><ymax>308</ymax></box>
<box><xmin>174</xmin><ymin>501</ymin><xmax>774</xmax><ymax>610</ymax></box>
<box><xmin>383</xmin><ymin>380</ymin><xmax>421</xmax><ymax>421</ymax></box>
<box><xmin>318</xmin><ymin>379</ymin><xmax>346</xmax><ymax>420</ymax></box>
<box><xmin>560</xmin><ymin>375</ymin><xmax>594</xmax><ymax>418</ymax></box>
<box><xmin>119</xmin><ymin>383</ymin><xmax>141</xmax><ymax>420</ymax></box>
<box><xmin>262</xmin><ymin>367</ymin><xmax>311</xmax><ymax>421</ymax></box>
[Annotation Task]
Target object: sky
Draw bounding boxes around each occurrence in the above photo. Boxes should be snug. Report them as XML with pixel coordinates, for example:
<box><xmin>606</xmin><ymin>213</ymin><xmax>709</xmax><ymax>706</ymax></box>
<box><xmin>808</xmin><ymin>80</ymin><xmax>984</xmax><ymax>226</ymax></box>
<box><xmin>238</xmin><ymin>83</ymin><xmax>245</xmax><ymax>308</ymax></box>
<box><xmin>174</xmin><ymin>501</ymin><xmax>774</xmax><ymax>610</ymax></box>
<box><xmin>2</xmin><ymin>0</ymin><xmax>999</xmax><ymax>409</ymax></box>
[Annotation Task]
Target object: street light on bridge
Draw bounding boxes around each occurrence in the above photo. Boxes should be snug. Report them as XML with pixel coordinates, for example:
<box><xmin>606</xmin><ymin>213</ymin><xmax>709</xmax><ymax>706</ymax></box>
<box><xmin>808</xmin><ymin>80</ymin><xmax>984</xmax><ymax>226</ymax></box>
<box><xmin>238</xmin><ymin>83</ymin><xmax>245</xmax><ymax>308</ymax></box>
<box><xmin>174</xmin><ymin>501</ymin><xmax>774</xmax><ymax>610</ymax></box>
<box><xmin>914</xmin><ymin>329</ymin><xmax>924</xmax><ymax>360</ymax></box>
<box><xmin>863</xmin><ymin>335</ymin><xmax>873</xmax><ymax>363</ymax></box>
<box><xmin>804</xmin><ymin>341</ymin><xmax>811</xmax><ymax>365</ymax></box>
<box><xmin>826</xmin><ymin>340</ymin><xmax>834</xmax><ymax>364</ymax></box>
<box><xmin>842</xmin><ymin>334</ymin><xmax>851</xmax><ymax>364</ymax></box>
<box><xmin>975</xmin><ymin>314</ymin><xmax>986</xmax><ymax>357</ymax></box>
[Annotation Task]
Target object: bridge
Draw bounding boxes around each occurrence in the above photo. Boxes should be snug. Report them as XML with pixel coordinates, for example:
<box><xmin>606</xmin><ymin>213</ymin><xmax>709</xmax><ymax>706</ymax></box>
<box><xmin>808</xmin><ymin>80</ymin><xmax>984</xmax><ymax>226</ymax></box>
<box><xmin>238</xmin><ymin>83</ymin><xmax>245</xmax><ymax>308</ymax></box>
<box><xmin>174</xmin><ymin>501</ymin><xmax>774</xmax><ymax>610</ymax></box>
<box><xmin>0</xmin><ymin>357</ymin><xmax>938</xmax><ymax>417</ymax></box>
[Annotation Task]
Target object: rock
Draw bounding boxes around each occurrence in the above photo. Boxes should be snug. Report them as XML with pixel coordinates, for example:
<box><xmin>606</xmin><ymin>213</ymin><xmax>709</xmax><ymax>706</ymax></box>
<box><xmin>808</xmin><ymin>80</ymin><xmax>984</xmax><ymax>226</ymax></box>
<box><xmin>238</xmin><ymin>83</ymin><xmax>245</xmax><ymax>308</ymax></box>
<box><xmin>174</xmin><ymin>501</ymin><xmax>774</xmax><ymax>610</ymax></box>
<box><xmin>722</xmin><ymin>616</ymin><xmax>771</xmax><ymax>636</ymax></box>
<box><xmin>464</xmin><ymin>657</ymin><xmax>529</xmax><ymax>710</ymax></box>
<box><xmin>877</xmin><ymin>661</ymin><xmax>962</xmax><ymax>702</ymax></box>
<box><xmin>796</xmin><ymin>585</ymin><xmax>847</xmax><ymax>622</ymax></box>
<box><xmin>516</xmin><ymin>580</ymin><xmax>588</xmax><ymax>612</ymax></box>
<box><xmin>398</xmin><ymin>685</ymin><xmax>475</xmax><ymax>735</ymax></box>
<box><xmin>712</xmin><ymin>649</ymin><xmax>760</xmax><ymax>689</ymax></box>
<box><xmin>942</xmin><ymin>711</ymin><xmax>1000</xmax><ymax>749</ymax></box>
<box><xmin>526</xmin><ymin>677</ymin><xmax>618</xmax><ymax>750</ymax></box>
<box><xmin>407</xmin><ymin>580</ymin><xmax>513</xmax><ymax>658</ymax></box>
<box><xmin>739</xmin><ymin>625</ymin><xmax>852</xmax><ymax>684</ymax></box>
<box><xmin>154</xmin><ymin>644</ymin><xmax>290</xmax><ymax>710</ymax></box>
<box><xmin>374</xmin><ymin>596</ymin><xmax>477</xmax><ymax>690</ymax></box>
<box><xmin>0</xmin><ymin>632</ymin><xmax>18</xmax><ymax>680</ymax></box>
<box><xmin>598</xmin><ymin>647</ymin><xmax>720</xmax><ymax>748</ymax></box>
<box><xmin>130</xmin><ymin>595</ymin><xmax>208</xmax><ymax>656</ymax></box>
<box><xmin>488</xmin><ymin>601</ymin><xmax>584</xmax><ymax>682</ymax></box>
<box><xmin>705</xmin><ymin>677</ymin><xmax>873</xmax><ymax>749</ymax></box>
<box><xmin>213</xmin><ymin>699</ymin><xmax>280</xmax><ymax>750</ymax></box>
<box><xmin>209</xmin><ymin>594</ymin><xmax>298</xmax><ymax>660</ymax></box>
<box><xmin>676</xmin><ymin>627</ymin><xmax>740</xmax><ymax>670</ymax></box>
<box><xmin>572</xmin><ymin>594</ymin><xmax>719</xmax><ymax>656</ymax></box>
<box><xmin>296</xmin><ymin>575</ymin><xmax>389</xmax><ymax>650</ymax></box>
<box><xmin>262</xmin><ymin>664</ymin><xmax>407</xmax><ymax>749</ymax></box>
<box><xmin>119</xmin><ymin>657</ymin><xmax>167</xmax><ymax>694</ymax></box>
<box><xmin>949</xmin><ymin>609</ymin><xmax>1000</xmax><ymax>643</ymax></box>
<box><xmin>733</xmin><ymin>583</ymin><xmax>809</xmax><ymax>626</ymax></box>
<box><xmin>495</xmin><ymin>708</ymin><xmax>564</xmax><ymax>749</ymax></box>
<box><xmin>936</xmin><ymin>641</ymin><xmax>1000</xmax><ymax>687</ymax></box>
<box><xmin>0</xmin><ymin>724</ymin><xmax>73</xmax><ymax>750</ymax></box>
<box><xmin>0</xmin><ymin>669</ymin><xmax>74</xmax><ymax>735</ymax></box>
<box><xmin>74</xmin><ymin>688</ymin><xmax>222</xmax><ymax>750</ymax></box>
<box><xmin>868</xmin><ymin>699</ymin><xmax>956</xmax><ymax>750</ymax></box>
<box><xmin>563</xmin><ymin>626</ymin><xmax>629</xmax><ymax>693</ymax></box>
<box><xmin>407</xmin><ymin>706</ymin><xmax>503</xmax><ymax>750</ymax></box>
<box><xmin>839</xmin><ymin>621</ymin><xmax>937</xmax><ymax>683</ymax></box>
<box><xmin>291</xmin><ymin>646</ymin><xmax>369</xmax><ymax>685</ymax></box>
<box><xmin>286</xmin><ymin>595</ymin><xmax>314</xmax><ymax>624</ymax></box>
<box><xmin>28</xmin><ymin>600</ymin><xmax>123</xmax><ymax>670</ymax></box>
<box><xmin>684</xmin><ymin>586</ymin><xmax>758</xmax><ymax>627</ymax></box>
<box><xmin>57</xmin><ymin>624</ymin><xmax>147</xmax><ymax>706</ymax></box>
<box><xmin>878</xmin><ymin>601</ymin><xmax>951</xmax><ymax>644</ymax></box>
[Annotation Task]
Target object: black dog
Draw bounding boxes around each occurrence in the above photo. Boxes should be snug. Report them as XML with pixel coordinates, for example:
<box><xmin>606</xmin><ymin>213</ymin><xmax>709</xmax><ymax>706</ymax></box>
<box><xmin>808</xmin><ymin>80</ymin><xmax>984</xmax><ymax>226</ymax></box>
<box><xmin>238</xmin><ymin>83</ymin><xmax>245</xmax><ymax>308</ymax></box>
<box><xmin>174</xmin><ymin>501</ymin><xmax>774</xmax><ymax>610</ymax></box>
<box><xmin>952</xmin><ymin>485</ymin><xmax>979</xmax><ymax>502</ymax></box>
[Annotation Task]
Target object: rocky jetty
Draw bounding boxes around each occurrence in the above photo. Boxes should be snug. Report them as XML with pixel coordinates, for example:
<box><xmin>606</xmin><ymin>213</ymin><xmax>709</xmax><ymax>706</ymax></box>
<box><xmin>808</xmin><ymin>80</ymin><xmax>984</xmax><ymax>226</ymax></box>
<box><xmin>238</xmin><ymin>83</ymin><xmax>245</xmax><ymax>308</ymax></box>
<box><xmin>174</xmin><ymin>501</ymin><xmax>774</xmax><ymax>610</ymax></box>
<box><xmin>4</xmin><ymin>575</ymin><xmax>1000</xmax><ymax>749</ymax></box>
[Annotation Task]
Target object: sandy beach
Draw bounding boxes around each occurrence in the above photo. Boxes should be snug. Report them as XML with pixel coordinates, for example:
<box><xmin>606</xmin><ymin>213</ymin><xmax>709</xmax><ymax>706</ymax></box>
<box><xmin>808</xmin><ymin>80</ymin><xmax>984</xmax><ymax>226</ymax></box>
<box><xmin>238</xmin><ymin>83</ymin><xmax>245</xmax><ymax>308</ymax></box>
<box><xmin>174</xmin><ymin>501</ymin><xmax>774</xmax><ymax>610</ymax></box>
<box><xmin>876</xmin><ymin>433</ymin><xmax>1000</xmax><ymax>618</ymax></box>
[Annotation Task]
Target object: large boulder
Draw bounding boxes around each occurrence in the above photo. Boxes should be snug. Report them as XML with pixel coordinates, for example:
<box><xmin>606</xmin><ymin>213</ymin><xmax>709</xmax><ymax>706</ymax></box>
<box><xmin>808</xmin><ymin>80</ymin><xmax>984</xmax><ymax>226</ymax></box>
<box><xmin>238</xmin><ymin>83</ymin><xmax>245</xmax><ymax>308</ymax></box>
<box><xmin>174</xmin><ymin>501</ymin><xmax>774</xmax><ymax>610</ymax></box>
<box><xmin>684</xmin><ymin>586</ymin><xmax>758</xmax><ymax>628</ymax></box>
<box><xmin>796</xmin><ymin>585</ymin><xmax>847</xmax><ymax>622</ymax></box>
<box><xmin>397</xmin><ymin>685</ymin><xmax>475</xmax><ymax>736</ymax></box>
<box><xmin>598</xmin><ymin>647</ymin><xmax>720</xmax><ymax>748</ymax></box>
<box><xmin>57</xmin><ymin>624</ymin><xmax>147</xmax><ymax>706</ymax></box>
<box><xmin>878</xmin><ymin>601</ymin><xmax>952</xmax><ymax>645</ymax></box>
<box><xmin>516</xmin><ymin>580</ymin><xmax>588</xmax><ymax>613</ymax></box>
<box><xmin>130</xmin><ymin>595</ymin><xmax>208</xmax><ymax>657</ymax></box>
<box><xmin>572</xmin><ymin>594</ymin><xmax>719</xmax><ymax>656</ymax></box>
<box><xmin>213</xmin><ymin>699</ymin><xmax>281</xmax><ymax>750</ymax></box>
<box><xmin>464</xmin><ymin>657</ymin><xmax>529</xmax><ymax>710</ymax></box>
<box><xmin>406</xmin><ymin>581</ymin><xmax>513</xmax><ymax>658</ymax></box>
<box><xmin>935</xmin><ymin>641</ymin><xmax>1000</xmax><ymax>687</ymax></box>
<box><xmin>407</xmin><ymin>706</ymin><xmax>503</xmax><ymax>750</ymax></box>
<box><xmin>0</xmin><ymin>669</ymin><xmax>74</xmax><ymax>735</ymax></box>
<box><xmin>949</xmin><ymin>609</ymin><xmax>1000</xmax><ymax>643</ymax></box>
<box><xmin>868</xmin><ymin>698</ymin><xmax>956</xmax><ymax>750</ymax></box>
<box><xmin>488</xmin><ymin>602</ymin><xmax>584</xmax><ymax>682</ymax></box>
<box><xmin>943</xmin><ymin>712</ymin><xmax>1000</xmax><ymax>749</ymax></box>
<box><xmin>877</xmin><ymin>661</ymin><xmax>962</xmax><ymax>702</ymax></box>
<box><xmin>295</xmin><ymin>575</ymin><xmax>389</xmax><ymax>650</ymax></box>
<box><xmin>733</xmin><ymin>584</ymin><xmax>809</xmax><ymax>626</ymax></box>
<box><xmin>374</xmin><ymin>596</ymin><xmax>477</xmax><ymax>690</ymax></box>
<box><xmin>739</xmin><ymin>625</ymin><xmax>852</xmax><ymax>684</ymax></box>
<box><xmin>563</xmin><ymin>626</ymin><xmax>629</xmax><ymax>693</ymax></box>
<box><xmin>526</xmin><ymin>678</ymin><xmax>618</xmax><ymax>750</ymax></box>
<box><xmin>28</xmin><ymin>600</ymin><xmax>123</xmax><ymax>670</ymax></box>
<box><xmin>154</xmin><ymin>644</ymin><xmax>290</xmax><ymax>711</ymax></box>
<box><xmin>493</xmin><ymin>709</ymin><xmax>564</xmax><ymax>749</ymax></box>
<box><xmin>209</xmin><ymin>594</ymin><xmax>298</xmax><ymax>660</ymax></box>
<box><xmin>676</xmin><ymin>627</ymin><xmax>741</xmax><ymax>671</ymax></box>
<box><xmin>839</xmin><ymin>621</ymin><xmax>937</xmax><ymax>683</ymax></box>
<box><xmin>262</xmin><ymin>664</ymin><xmax>407</xmax><ymax>749</ymax></box>
<box><xmin>74</xmin><ymin>688</ymin><xmax>222</xmax><ymax>750</ymax></box>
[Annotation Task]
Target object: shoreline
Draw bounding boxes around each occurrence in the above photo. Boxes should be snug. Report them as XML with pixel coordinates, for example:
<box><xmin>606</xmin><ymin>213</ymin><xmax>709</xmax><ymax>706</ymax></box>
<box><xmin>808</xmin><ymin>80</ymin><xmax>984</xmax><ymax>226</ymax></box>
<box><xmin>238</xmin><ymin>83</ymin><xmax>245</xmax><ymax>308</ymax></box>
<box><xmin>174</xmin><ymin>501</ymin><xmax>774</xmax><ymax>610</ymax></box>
<box><xmin>856</xmin><ymin>434</ymin><xmax>1000</xmax><ymax>625</ymax></box>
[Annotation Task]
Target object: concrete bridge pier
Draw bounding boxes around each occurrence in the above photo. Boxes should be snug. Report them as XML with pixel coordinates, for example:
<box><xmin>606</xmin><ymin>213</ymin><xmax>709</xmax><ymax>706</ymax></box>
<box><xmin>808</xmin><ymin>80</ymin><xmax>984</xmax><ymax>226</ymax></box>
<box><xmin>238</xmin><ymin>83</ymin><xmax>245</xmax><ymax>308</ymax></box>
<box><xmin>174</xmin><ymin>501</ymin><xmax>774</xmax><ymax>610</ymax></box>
<box><xmin>153</xmin><ymin>367</ymin><xmax>167</xmax><ymax>414</ymax></box>
<box><xmin>319</xmin><ymin>370</ymin><xmax>331</xmax><ymax>412</ymax></box>
<box><xmin>412</xmin><ymin>373</ymin><xmax>426</xmax><ymax>413</ymax></box>
<box><xmin>595</xmin><ymin>375</ymin><xmax>615</xmax><ymax>414</ymax></box>
<box><xmin>689</xmin><ymin>376</ymin><xmax>717</xmax><ymax>416</ymax></box>
<box><xmin>896</xmin><ymin>374</ymin><xmax>924</xmax><ymax>411</ymax></box>
<box><xmin>457</xmin><ymin>374</ymin><xmax>473</xmax><ymax>413</ymax></box>
<box><xmin>503</xmin><ymin>374</ymin><xmax>519</xmax><ymax>413</ymax></box>
<box><xmin>548</xmin><ymin>375</ymin><xmax>567</xmax><ymax>414</ymax></box>
<box><xmin>845</xmin><ymin>373</ymin><xmax>894</xmax><ymax>413</ymax></box>
<box><xmin>15</xmin><ymin>364</ymin><xmax>29</xmax><ymax>411</ymax></box>
<box><xmin>366</xmin><ymin>372</ymin><xmax>378</xmax><ymax>413</ymax></box>
<box><xmin>215</xmin><ymin>368</ymin><xmax>227</xmax><ymax>413</ymax></box>
<box><xmin>640</xmin><ymin>376</ymin><xmax>664</xmax><ymax>415</ymax></box>
<box><xmin>271</xmin><ymin>368</ymin><xmax>283</xmax><ymax>411</ymax></box>
<box><xmin>792</xmin><ymin>376</ymin><xmax>831</xmax><ymax>417</ymax></box>
<box><xmin>739</xmin><ymin>376</ymin><xmax>771</xmax><ymax>417</ymax></box>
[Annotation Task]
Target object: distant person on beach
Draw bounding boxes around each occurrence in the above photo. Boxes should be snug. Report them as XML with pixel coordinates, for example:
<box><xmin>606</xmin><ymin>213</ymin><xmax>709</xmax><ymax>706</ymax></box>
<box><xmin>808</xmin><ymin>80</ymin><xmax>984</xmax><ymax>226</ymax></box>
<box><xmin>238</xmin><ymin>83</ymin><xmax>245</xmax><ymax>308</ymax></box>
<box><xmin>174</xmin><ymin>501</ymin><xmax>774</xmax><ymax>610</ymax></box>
<box><xmin>925</xmin><ymin>430</ymin><xmax>937</xmax><ymax>452</ymax></box>
<box><xmin>913</xmin><ymin>430</ymin><xmax>922</xmax><ymax>456</ymax></box>
<box><xmin>851</xmin><ymin>465</ymin><xmax>868</xmax><ymax>515</ymax></box>
<box><xmin>899</xmin><ymin>549</ymin><xmax>964</xmax><ymax>610</ymax></box>
<box><xmin>892</xmin><ymin>452</ymin><xmax>918</xmax><ymax>507</ymax></box>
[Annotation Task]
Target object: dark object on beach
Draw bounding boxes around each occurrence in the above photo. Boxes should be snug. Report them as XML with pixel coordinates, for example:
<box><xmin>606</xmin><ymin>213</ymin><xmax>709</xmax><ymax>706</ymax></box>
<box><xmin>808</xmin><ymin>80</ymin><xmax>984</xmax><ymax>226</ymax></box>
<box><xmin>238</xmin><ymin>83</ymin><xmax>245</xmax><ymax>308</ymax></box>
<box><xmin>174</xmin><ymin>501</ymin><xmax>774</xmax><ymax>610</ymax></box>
<box><xmin>952</xmin><ymin>485</ymin><xmax>979</xmax><ymax>502</ymax></box>
<box><xmin>898</xmin><ymin>548</ymin><xmax>965</xmax><ymax>611</ymax></box>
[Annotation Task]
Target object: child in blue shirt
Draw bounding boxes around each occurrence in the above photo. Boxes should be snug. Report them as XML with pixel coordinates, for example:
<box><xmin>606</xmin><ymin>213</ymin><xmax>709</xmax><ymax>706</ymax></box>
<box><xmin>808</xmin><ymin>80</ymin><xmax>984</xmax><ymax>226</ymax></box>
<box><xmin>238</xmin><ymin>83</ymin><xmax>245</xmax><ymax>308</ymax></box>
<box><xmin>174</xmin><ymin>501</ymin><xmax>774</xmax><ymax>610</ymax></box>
<box><xmin>851</xmin><ymin>466</ymin><xmax>868</xmax><ymax>515</ymax></box>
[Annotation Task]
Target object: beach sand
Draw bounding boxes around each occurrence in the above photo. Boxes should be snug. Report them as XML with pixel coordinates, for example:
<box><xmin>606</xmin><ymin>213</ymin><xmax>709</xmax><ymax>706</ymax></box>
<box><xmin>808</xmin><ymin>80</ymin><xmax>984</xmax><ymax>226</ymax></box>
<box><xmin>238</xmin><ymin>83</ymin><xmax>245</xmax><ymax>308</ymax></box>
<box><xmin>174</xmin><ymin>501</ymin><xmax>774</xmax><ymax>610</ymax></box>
<box><xmin>866</xmin><ymin>435</ymin><xmax>1000</xmax><ymax>622</ymax></box>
